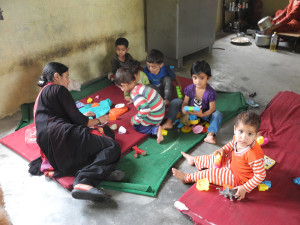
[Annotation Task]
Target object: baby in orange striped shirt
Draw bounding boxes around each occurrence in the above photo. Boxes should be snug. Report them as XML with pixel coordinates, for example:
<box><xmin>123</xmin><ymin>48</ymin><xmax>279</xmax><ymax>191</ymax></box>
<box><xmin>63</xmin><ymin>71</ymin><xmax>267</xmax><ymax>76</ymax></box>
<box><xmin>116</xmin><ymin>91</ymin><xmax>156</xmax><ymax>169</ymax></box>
<box><xmin>172</xmin><ymin>110</ymin><xmax>266</xmax><ymax>200</ymax></box>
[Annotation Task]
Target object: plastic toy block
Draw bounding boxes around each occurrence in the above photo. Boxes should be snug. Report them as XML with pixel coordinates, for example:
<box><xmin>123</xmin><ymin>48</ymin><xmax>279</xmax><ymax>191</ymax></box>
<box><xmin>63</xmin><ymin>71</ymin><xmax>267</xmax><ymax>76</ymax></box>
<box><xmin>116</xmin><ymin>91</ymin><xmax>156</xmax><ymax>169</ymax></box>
<box><xmin>261</xmin><ymin>180</ymin><xmax>271</xmax><ymax>188</ymax></box>
<box><xmin>181</xmin><ymin>126</ymin><xmax>192</xmax><ymax>133</ymax></box>
<box><xmin>214</xmin><ymin>153</ymin><xmax>222</xmax><ymax>168</ymax></box>
<box><xmin>257</xmin><ymin>136</ymin><xmax>269</xmax><ymax>146</ymax></box>
<box><xmin>189</xmin><ymin>114</ymin><xmax>198</xmax><ymax>121</ymax></box>
<box><xmin>258</xmin><ymin>183</ymin><xmax>269</xmax><ymax>191</ymax></box>
<box><xmin>176</xmin><ymin>86</ymin><xmax>183</xmax><ymax>99</ymax></box>
<box><xmin>162</xmin><ymin>129</ymin><xmax>168</xmax><ymax>136</ymax></box>
<box><xmin>87</xmin><ymin>97</ymin><xmax>93</xmax><ymax>103</ymax></box>
<box><xmin>196</xmin><ymin>178</ymin><xmax>209</xmax><ymax>191</ymax></box>
<box><xmin>109</xmin><ymin>105</ymin><xmax>128</xmax><ymax>120</ymax></box>
<box><xmin>132</xmin><ymin>145</ymin><xmax>146</xmax><ymax>158</ymax></box>
<box><xmin>293</xmin><ymin>177</ymin><xmax>300</xmax><ymax>185</ymax></box>
<box><xmin>184</xmin><ymin>106</ymin><xmax>200</xmax><ymax>112</ymax></box>
<box><xmin>173</xmin><ymin>119</ymin><xmax>180</xmax><ymax>126</ymax></box>
<box><xmin>177</xmin><ymin>123</ymin><xmax>184</xmax><ymax>129</ymax></box>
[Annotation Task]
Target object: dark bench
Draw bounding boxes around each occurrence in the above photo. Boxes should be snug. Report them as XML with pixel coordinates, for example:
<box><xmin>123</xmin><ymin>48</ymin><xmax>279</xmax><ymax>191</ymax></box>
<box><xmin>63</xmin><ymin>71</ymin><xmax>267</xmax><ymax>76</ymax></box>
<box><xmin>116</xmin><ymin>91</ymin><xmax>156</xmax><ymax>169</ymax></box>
<box><xmin>277</xmin><ymin>32</ymin><xmax>300</xmax><ymax>52</ymax></box>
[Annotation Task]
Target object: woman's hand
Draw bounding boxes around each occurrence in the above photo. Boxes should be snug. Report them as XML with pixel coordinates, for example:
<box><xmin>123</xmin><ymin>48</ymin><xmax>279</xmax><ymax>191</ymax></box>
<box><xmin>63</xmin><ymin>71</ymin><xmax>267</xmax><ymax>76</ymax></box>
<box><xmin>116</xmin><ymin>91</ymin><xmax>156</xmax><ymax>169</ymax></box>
<box><xmin>98</xmin><ymin>114</ymin><xmax>109</xmax><ymax>124</ymax></box>
<box><xmin>233</xmin><ymin>185</ymin><xmax>247</xmax><ymax>201</ymax></box>
<box><xmin>84</xmin><ymin>111</ymin><xmax>96</xmax><ymax>117</ymax></box>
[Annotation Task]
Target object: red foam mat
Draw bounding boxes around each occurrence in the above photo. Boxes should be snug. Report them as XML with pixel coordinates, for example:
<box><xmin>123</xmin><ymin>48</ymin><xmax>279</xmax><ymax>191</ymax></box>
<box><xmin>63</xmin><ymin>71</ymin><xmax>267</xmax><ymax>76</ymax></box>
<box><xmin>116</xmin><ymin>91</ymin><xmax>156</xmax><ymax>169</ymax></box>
<box><xmin>176</xmin><ymin>91</ymin><xmax>300</xmax><ymax>225</ymax></box>
<box><xmin>0</xmin><ymin>83</ymin><xmax>148</xmax><ymax>189</ymax></box>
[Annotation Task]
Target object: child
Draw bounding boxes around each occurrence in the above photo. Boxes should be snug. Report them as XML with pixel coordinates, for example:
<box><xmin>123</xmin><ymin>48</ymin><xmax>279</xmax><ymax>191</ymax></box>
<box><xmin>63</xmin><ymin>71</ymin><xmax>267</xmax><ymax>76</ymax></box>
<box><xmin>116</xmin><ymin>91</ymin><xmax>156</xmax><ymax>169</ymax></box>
<box><xmin>182</xmin><ymin>60</ymin><xmax>222</xmax><ymax>144</ymax></box>
<box><xmin>172</xmin><ymin>111</ymin><xmax>266</xmax><ymax>201</ymax></box>
<box><xmin>123</xmin><ymin>60</ymin><xmax>150</xmax><ymax>104</ymax></box>
<box><xmin>115</xmin><ymin>67</ymin><xmax>165</xmax><ymax>144</ymax></box>
<box><xmin>109</xmin><ymin>38</ymin><xmax>133</xmax><ymax>80</ymax></box>
<box><xmin>144</xmin><ymin>49</ymin><xmax>182</xmax><ymax>106</ymax></box>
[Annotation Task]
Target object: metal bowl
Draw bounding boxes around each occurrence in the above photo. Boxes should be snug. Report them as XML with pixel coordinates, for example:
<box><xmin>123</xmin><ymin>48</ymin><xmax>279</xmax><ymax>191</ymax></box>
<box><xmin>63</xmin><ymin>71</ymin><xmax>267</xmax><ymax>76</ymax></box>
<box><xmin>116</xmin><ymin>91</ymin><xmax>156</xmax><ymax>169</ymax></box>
<box><xmin>258</xmin><ymin>16</ymin><xmax>273</xmax><ymax>31</ymax></box>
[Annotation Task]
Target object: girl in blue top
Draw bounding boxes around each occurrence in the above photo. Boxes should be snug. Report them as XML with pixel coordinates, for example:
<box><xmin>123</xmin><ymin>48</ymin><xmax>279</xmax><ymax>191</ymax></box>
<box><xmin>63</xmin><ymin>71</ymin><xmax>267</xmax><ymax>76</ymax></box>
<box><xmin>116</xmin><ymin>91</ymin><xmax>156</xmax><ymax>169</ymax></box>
<box><xmin>182</xmin><ymin>60</ymin><xmax>223</xmax><ymax>144</ymax></box>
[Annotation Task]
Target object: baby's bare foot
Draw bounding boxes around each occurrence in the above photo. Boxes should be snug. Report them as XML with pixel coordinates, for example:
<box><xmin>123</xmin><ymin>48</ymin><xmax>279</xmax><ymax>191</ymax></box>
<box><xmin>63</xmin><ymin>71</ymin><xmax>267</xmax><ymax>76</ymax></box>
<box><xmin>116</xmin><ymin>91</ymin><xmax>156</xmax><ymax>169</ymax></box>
<box><xmin>172</xmin><ymin>168</ymin><xmax>186</xmax><ymax>183</ymax></box>
<box><xmin>181</xmin><ymin>151</ymin><xmax>195</xmax><ymax>166</ymax></box>
<box><xmin>162</xmin><ymin>119</ymin><xmax>173</xmax><ymax>130</ymax></box>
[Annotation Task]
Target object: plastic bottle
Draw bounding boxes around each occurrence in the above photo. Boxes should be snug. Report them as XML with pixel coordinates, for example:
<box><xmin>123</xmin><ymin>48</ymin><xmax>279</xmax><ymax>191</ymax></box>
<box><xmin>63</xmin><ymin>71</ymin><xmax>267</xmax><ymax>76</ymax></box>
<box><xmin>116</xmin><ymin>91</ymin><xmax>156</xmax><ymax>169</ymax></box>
<box><xmin>270</xmin><ymin>32</ymin><xmax>278</xmax><ymax>51</ymax></box>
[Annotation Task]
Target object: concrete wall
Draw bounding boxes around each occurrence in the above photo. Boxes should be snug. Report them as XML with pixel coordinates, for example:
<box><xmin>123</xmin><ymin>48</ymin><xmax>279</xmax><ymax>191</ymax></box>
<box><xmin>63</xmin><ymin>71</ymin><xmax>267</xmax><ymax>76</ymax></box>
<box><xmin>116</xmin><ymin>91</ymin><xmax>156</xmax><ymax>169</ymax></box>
<box><xmin>0</xmin><ymin>0</ymin><xmax>146</xmax><ymax>118</ymax></box>
<box><xmin>261</xmin><ymin>0</ymin><xmax>288</xmax><ymax>17</ymax></box>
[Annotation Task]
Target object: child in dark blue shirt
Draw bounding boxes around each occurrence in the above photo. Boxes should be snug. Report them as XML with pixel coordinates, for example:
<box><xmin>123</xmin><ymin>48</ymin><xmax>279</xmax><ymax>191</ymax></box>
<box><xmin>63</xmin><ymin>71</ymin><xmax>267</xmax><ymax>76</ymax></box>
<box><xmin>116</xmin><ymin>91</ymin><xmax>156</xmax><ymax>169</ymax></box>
<box><xmin>144</xmin><ymin>49</ymin><xmax>182</xmax><ymax>106</ymax></box>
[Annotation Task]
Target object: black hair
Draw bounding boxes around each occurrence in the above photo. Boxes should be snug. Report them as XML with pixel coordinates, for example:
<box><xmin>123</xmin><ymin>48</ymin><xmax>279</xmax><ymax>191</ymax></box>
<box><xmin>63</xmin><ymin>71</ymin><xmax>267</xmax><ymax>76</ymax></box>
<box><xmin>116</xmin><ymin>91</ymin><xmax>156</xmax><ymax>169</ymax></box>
<box><xmin>234</xmin><ymin>111</ymin><xmax>261</xmax><ymax>132</ymax></box>
<box><xmin>127</xmin><ymin>59</ymin><xmax>141</xmax><ymax>75</ymax></box>
<box><xmin>115</xmin><ymin>37</ymin><xmax>129</xmax><ymax>48</ymax></box>
<box><xmin>114</xmin><ymin>67</ymin><xmax>136</xmax><ymax>86</ymax></box>
<box><xmin>190</xmin><ymin>60</ymin><xmax>211</xmax><ymax>77</ymax></box>
<box><xmin>37</xmin><ymin>62</ymin><xmax>68</xmax><ymax>87</ymax></box>
<box><xmin>146</xmin><ymin>49</ymin><xmax>164</xmax><ymax>64</ymax></box>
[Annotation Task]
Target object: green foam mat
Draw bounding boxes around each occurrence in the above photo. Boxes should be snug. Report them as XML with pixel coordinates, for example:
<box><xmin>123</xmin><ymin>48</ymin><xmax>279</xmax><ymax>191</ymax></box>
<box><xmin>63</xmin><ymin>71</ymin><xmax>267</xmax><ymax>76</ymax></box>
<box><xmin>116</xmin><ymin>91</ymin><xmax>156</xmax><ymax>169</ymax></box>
<box><xmin>99</xmin><ymin>91</ymin><xmax>248</xmax><ymax>196</ymax></box>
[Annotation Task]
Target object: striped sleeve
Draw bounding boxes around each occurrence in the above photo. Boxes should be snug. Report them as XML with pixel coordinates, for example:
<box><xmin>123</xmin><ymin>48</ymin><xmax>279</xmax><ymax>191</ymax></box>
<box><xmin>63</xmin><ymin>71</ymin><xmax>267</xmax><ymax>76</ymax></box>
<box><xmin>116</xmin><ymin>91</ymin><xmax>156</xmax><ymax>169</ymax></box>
<box><xmin>243</xmin><ymin>158</ymin><xmax>266</xmax><ymax>192</ymax></box>
<box><xmin>221</xmin><ymin>139</ymin><xmax>235</xmax><ymax>154</ymax></box>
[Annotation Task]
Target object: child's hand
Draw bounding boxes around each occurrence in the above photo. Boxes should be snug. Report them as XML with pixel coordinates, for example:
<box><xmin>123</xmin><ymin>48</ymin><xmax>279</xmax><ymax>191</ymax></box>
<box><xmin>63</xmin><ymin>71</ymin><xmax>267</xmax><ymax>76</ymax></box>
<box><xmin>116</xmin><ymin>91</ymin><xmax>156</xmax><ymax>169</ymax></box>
<box><xmin>233</xmin><ymin>186</ymin><xmax>247</xmax><ymax>201</ymax></box>
<box><xmin>125</xmin><ymin>96</ymin><xmax>133</xmax><ymax>104</ymax></box>
<box><xmin>213</xmin><ymin>149</ymin><xmax>224</xmax><ymax>156</ymax></box>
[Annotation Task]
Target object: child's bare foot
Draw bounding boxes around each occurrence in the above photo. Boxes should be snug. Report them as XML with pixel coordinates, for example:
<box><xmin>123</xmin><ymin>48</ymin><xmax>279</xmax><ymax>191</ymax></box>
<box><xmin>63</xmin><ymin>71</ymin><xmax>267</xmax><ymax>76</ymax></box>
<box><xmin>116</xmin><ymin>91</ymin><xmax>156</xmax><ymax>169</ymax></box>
<box><xmin>204</xmin><ymin>132</ymin><xmax>216</xmax><ymax>144</ymax></box>
<box><xmin>162</xmin><ymin>119</ymin><xmax>173</xmax><ymax>130</ymax></box>
<box><xmin>181</xmin><ymin>151</ymin><xmax>195</xmax><ymax>166</ymax></box>
<box><xmin>157</xmin><ymin>126</ymin><xmax>164</xmax><ymax>144</ymax></box>
<box><xmin>172</xmin><ymin>168</ymin><xmax>186</xmax><ymax>183</ymax></box>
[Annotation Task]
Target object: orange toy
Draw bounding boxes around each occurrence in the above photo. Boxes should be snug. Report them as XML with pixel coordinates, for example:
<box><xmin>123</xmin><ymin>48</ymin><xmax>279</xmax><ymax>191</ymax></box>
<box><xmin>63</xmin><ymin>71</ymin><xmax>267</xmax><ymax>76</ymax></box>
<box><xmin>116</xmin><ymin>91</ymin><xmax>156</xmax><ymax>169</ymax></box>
<box><xmin>109</xmin><ymin>103</ymin><xmax>128</xmax><ymax>120</ymax></box>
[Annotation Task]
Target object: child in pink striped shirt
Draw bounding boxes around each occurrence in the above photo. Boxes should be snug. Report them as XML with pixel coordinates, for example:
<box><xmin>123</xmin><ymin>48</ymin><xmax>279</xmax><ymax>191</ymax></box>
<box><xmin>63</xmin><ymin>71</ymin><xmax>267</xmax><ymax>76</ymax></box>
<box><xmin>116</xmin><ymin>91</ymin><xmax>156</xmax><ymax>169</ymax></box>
<box><xmin>172</xmin><ymin>111</ymin><xmax>266</xmax><ymax>200</ymax></box>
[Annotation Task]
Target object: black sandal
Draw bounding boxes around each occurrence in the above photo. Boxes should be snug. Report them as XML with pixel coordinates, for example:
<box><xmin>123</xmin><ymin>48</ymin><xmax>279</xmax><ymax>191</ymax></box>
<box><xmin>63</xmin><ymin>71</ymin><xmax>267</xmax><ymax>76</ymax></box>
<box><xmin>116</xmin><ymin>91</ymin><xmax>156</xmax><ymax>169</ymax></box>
<box><xmin>71</xmin><ymin>187</ymin><xmax>110</xmax><ymax>202</ymax></box>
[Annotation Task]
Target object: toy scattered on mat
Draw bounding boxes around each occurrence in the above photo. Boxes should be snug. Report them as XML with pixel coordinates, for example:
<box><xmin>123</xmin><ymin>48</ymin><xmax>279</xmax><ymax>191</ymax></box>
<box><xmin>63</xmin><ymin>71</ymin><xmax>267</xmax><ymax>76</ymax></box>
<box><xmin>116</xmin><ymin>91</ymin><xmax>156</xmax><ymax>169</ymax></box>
<box><xmin>176</xmin><ymin>86</ymin><xmax>183</xmax><ymax>99</ymax></box>
<box><xmin>192</xmin><ymin>125</ymin><xmax>203</xmax><ymax>134</ymax></box>
<box><xmin>257</xmin><ymin>136</ymin><xmax>269</xmax><ymax>146</ymax></box>
<box><xmin>196</xmin><ymin>178</ymin><xmax>209</xmax><ymax>191</ymax></box>
<box><xmin>263</xmin><ymin>155</ymin><xmax>276</xmax><ymax>170</ymax></box>
<box><xmin>184</xmin><ymin>106</ymin><xmax>200</xmax><ymax>112</ymax></box>
<box><xmin>293</xmin><ymin>177</ymin><xmax>300</xmax><ymax>185</ymax></box>
<box><xmin>110</xmin><ymin>124</ymin><xmax>118</xmax><ymax>130</ymax></box>
<box><xmin>181</xmin><ymin>126</ymin><xmax>192</xmax><ymax>133</ymax></box>
<box><xmin>258</xmin><ymin>183</ymin><xmax>269</xmax><ymax>191</ymax></box>
<box><xmin>87</xmin><ymin>97</ymin><xmax>93</xmax><ymax>103</ymax></box>
<box><xmin>261</xmin><ymin>180</ymin><xmax>271</xmax><ymax>188</ymax></box>
<box><xmin>132</xmin><ymin>145</ymin><xmax>146</xmax><ymax>158</ymax></box>
<box><xmin>214</xmin><ymin>153</ymin><xmax>222</xmax><ymax>168</ymax></box>
<box><xmin>216</xmin><ymin>187</ymin><xmax>238</xmax><ymax>201</ymax></box>
<box><xmin>118</xmin><ymin>126</ymin><xmax>126</xmax><ymax>134</ymax></box>
<box><xmin>92</xmin><ymin>103</ymin><xmax>99</xmax><ymax>107</ymax></box>
<box><xmin>246</xmin><ymin>99</ymin><xmax>259</xmax><ymax>108</ymax></box>
<box><xmin>162</xmin><ymin>129</ymin><xmax>168</xmax><ymax>136</ymax></box>
<box><xmin>75</xmin><ymin>101</ymin><xmax>85</xmax><ymax>109</ymax></box>
<box><xmin>95</xmin><ymin>95</ymin><xmax>99</xmax><ymax>99</ymax></box>
<box><xmin>109</xmin><ymin>103</ymin><xmax>128</xmax><ymax>120</ymax></box>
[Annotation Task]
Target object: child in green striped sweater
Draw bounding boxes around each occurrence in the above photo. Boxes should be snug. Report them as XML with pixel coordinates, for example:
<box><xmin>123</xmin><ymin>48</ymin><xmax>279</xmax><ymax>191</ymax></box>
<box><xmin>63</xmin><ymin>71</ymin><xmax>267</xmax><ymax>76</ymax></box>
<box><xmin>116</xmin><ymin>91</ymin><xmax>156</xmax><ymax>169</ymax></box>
<box><xmin>115</xmin><ymin>67</ymin><xmax>165</xmax><ymax>144</ymax></box>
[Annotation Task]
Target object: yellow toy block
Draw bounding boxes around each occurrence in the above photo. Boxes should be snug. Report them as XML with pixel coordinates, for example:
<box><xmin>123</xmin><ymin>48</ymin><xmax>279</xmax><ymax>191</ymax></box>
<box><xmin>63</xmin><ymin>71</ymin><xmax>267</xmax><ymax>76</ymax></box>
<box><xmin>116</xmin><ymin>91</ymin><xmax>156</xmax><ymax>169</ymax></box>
<box><xmin>258</xmin><ymin>183</ymin><xmax>269</xmax><ymax>191</ymax></box>
<box><xmin>162</xmin><ymin>129</ymin><xmax>168</xmax><ymax>136</ymax></box>
<box><xmin>87</xmin><ymin>97</ymin><xmax>93</xmax><ymax>103</ymax></box>
<box><xmin>196</xmin><ymin>178</ymin><xmax>209</xmax><ymax>191</ymax></box>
